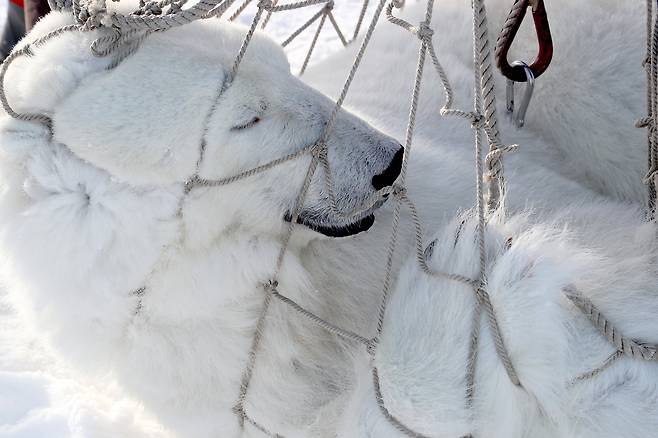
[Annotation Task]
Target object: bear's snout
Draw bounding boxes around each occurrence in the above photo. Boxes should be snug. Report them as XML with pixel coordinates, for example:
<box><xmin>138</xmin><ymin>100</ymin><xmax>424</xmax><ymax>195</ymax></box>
<box><xmin>372</xmin><ymin>145</ymin><xmax>404</xmax><ymax>191</ymax></box>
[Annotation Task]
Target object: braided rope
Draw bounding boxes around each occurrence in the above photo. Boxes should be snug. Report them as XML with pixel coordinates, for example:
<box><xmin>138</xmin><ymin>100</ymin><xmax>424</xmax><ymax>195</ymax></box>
<box><xmin>106</xmin><ymin>31</ymin><xmax>150</xmax><ymax>68</ymax></box>
<box><xmin>637</xmin><ymin>0</ymin><xmax>658</xmax><ymax>218</ymax></box>
<box><xmin>298</xmin><ymin>4</ymin><xmax>328</xmax><ymax>75</ymax></box>
<box><xmin>191</xmin><ymin>145</ymin><xmax>314</xmax><ymax>188</ymax></box>
<box><xmin>111</xmin><ymin>0</ymin><xmax>219</xmax><ymax>31</ymax></box>
<box><xmin>226</xmin><ymin>0</ymin><xmax>348</xmax><ymax>75</ymax></box>
<box><xmin>375</xmin><ymin>199</ymin><xmax>402</xmax><ymax>340</ymax></box>
<box><xmin>384</xmin><ymin>0</ymin><xmax>516</xmax><ymax>213</ymax></box>
<box><xmin>352</xmin><ymin>0</ymin><xmax>369</xmax><ymax>41</ymax></box>
<box><xmin>232</xmin><ymin>5</ymin><xmax>398</xmax><ymax>432</ymax></box>
<box><xmin>260</xmin><ymin>0</ymin><xmax>278</xmax><ymax>27</ymax></box>
<box><xmin>235</xmin><ymin>118</ymin><xmax>323</xmax><ymax>436</ymax></box>
<box><xmin>320</xmin><ymin>0</ymin><xmax>387</xmax><ymax>142</ymax></box>
<box><xmin>372</xmin><ymin>366</ymin><xmax>432</xmax><ymax>438</ymax></box>
<box><xmin>493</xmin><ymin>0</ymin><xmax>524</xmax><ymax>72</ymax></box>
<box><xmin>266</xmin><ymin>0</ymin><xmax>327</xmax><ymax>12</ymax></box>
<box><xmin>271</xmin><ymin>287</ymin><xmax>372</xmax><ymax>345</ymax></box>
<box><xmin>358</xmin><ymin>3</ymin><xmax>522</xmax><ymax>436</ymax></box>
<box><xmin>476</xmin><ymin>0</ymin><xmax>520</xmax><ymax>385</ymax></box>
<box><xmin>399</xmin><ymin>191</ymin><xmax>478</xmax><ymax>287</ymax></box>
<box><xmin>370</xmin><ymin>0</ymin><xmax>434</xmax><ymax>361</ymax></box>
<box><xmin>206</xmin><ymin>0</ymin><xmax>237</xmax><ymax>17</ymax></box>
<box><xmin>385</xmin><ymin>0</ymin><xmax>521</xmax><ymax>390</ymax></box>
<box><xmin>281</xmin><ymin>7</ymin><xmax>324</xmax><ymax>46</ymax></box>
<box><xmin>473</xmin><ymin>0</ymin><xmax>508</xmax><ymax>212</ymax></box>
<box><xmin>465</xmin><ymin>290</ymin><xmax>482</xmax><ymax>417</ymax></box>
<box><xmin>227</xmin><ymin>3</ymin><xmax>268</xmax><ymax>84</ymax></box>
<box><xmin>327</xmin><ymin>10</ymin><xmax>348</xmax><ymax>47</ymax></box>
<box><xmin>0</xmin><ymin>24</ymin><xmax>81</xmax><ymax>133</ymax></box>
<box><xmin>233</xmin><ymin>288</ymin><xmax>275</xmax><ymax>430</ymax></box>
<box><xmin>569</xmin><ymin>350</ymin><xmax>624</xmax><ymax>386</ymax></box>
<box><xmin>229</xmin><ymin>0</ymin><xmax>253</xmax><ymax>21</ymax></box>
<box><xmin>649</xmin><ymin>0</ymin><xmax>658</xmax><ymax>213</ymax></box>
<box><xmin>90</xmin><ymin>28</ymin><xmax>143</xmax><ymax>57</ymax></box>
<box><xmin>225</xmin><ymin>11</ymin><xmax>325</xmax><ymax>427</ymax></box>
<box><xmin>240</xmin><ymin>407</ymin><xmax>284</xmax><ymax>437</ymax></box>
<box><xmin>564</xmin><ymin>287</ymin><xmax>658</xmax><ymax>361</ymax></box>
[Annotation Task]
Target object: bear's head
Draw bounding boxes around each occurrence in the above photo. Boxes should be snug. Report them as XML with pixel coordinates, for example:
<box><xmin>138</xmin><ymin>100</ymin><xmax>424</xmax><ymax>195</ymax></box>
<box><xmin>0</xmin><ymin>11</ymin><xmax>404</xmax><ymax>377</ymax></box>
<box><xmin>15</xmin><ymin>15</ymin><xmax>405</xmax><ymax>247</ymax></box>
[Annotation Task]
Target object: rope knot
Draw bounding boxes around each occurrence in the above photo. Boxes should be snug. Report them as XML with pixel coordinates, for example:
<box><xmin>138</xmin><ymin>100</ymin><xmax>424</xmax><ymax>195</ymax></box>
<box><xmin>257</xmin><ymin>0</ymin><xmax>273</xmax><ymax>11</ymax></box>
<box><xmin>636</xmin><ymin>116</ymin><xmax>654</xmax><ymax>130</ymax></box>
<box><xmin>415</xmin><ymin>22</ymin><xmax>434</xmax><ymax>41</ymax></box>
<box><xmin>232</xmin><ymin>403</ymin><xmax>246</xmax><ymax>427</ymax></box>
<box><xmin>19</xmin><ymin>44</ymin><xmax>33</xmax><ymax>57</ymax></box>
<box><xmin>263</xmin><ymin>279</ymin><xmax>279</xmax><ymax>293</ymax></box>
<box><xmin>469</xmin><ymin>112</ymin><xmax>485</xmax><ymax>129</ymax></box>
<box><xmin>485</xmin><ymin>144</ymin><xmax>518</xmax><ymax>181</ymax></box>
<box><xmin>392</xmin><ymin>184</ymin><xmax>407</xmax><ymax>198</ymax></box>
<box><xmin>324</xmin><ymin>0</ymin><xmax>334</xmax><ymax>11</ymax></box>
<box><xmin>135</xmin><ymin>0</ymin><xmax>163</xmax><ymax>16</ymax></box>
<box><xmin>644</xmin><ymin>166</ymin><xmax>658</xmax><ymax>184</ymax></box>
<box><xmin>311</xmin><ymin>142</ymin><xmax>327</xmax><ymax>160</ymax></box>
<box><xmin>642</xmin><ymin>53</ymin><xmax>651</xmax><ymax>69</ymax></box>
<box><xmin>79</xmin><ymin>8</ymin><xmax>104</xmax><ymax>29</ymax></box>
<box><xmin>183</xmin><ymin>174</ymin><xmax>202</xmax><ymax>194</ymax></box>
<box><xmin>76</xmin><ymin>0</ymin><xmax>107</xmax><ymax>29</ymax></box>
<box><xmin>474</xmin><ymin>286</ymin><xmax>487</xmax><ymax>303</ymax></box>
<box><xmin>166</xmin><ymin>0</ymin><xmax>184</xmax><ymax>14</ymax></box>
<box><xmin>365</xmin><ymin>338</ymin><xmax>378</xmax><ymax>356</ymax></box>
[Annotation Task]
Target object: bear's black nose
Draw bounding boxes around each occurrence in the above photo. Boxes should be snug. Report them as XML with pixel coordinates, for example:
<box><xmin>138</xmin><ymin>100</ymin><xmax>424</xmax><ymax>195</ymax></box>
<box><xmin>372</xmin><ymin>146</ymin><xmax>404</xmax><ymax>191</ymax></box>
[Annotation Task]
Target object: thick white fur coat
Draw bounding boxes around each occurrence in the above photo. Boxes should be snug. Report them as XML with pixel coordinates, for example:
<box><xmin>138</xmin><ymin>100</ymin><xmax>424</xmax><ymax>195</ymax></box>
<box><xmin>1</xmin><ymin>1</ymin><xmax>657</xmax><ymax>437</ymax></box>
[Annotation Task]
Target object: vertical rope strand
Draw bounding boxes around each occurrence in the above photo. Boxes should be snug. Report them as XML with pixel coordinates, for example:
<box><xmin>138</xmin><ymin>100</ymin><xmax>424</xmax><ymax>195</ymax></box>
<box><xmin>321</xmin><ymin>0</ymin><xmax>388</xmax><ymax>141</ymax></box>
<box><xmin>471</xmin><ymin>0</ymin><xmax>520</xmax><ymax>390</ymax></box>
<box><xmin>229</xmin><ymin>0</ymin><xmax>253</xmax><ymax>21</ymax></box>
<box><xmin>472</xmin><ymin>0</ymin><xmax>505</xmax><ymax>211</ymax></box>
<box><xmin>299</xmin><ymin>7</ymin><xmax>327</xmax><ymax>75</ymax></box>
<box><xmin>260</xmin><ymin>0</ymin><xmax>278</xmax><ymax>27</ymax></box>
<box><xmin>327</xmin><ymin>10</ymin><xmax>348</xmax><ymax>46</ymax></box>
<box><xmin>638</xmin><ymin>0</ymin><xmax>658</xmax><ymax>219</ymax></box>
<box><xmin>352</xmin><ymin>0</ymin><xmax>370</xmax><ymax>41</ymax></box>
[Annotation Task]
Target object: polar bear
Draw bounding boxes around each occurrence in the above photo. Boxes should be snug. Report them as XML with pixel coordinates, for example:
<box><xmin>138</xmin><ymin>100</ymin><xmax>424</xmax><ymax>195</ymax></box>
<box><xmin>0</xmin><ymin>1</ymin><xmax>656</xmax><ymax>438</ymax></box>
<box><xmin>0</xmin><ymin>9</ymin><xmax>405</xmax><ymax>437</ymax></box>
<box><xmin>338</xmin><ymin>208</ymin><xmax>658</xmax><ymax>438</ymax></box>
<box><xmin>303</xmin><ymin>2</ymin><xmax>658</xmax><ymax>437</ymax></box>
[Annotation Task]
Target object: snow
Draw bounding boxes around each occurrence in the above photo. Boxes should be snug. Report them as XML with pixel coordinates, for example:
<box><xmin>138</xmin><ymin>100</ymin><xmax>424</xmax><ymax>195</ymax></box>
<box><xmin>0</xmin><ymin>3</ymin><xmax>373</xmax><ymax>437</ymax></box>
<box><xmin>234</xmin><ymin>0</ymin><xmax>377</xmax><ymax>72</ymax></box>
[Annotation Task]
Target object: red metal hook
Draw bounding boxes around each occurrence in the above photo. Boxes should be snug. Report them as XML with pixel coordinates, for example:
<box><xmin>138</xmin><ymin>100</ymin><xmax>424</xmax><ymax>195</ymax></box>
<box><xmin>495</xmin><ymin>0</ymin><xmax>553</xmax><ymax>82</ymax></box>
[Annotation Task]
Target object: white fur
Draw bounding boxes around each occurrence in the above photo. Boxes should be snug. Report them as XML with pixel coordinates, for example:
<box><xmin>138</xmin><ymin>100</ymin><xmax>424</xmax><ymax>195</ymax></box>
<box><xmin>341</xmin><ymin>207</ymin><xmax>658</xmax><ymax>438</ymax></box>
<box><xmin>1</xmin><ymin>1</ymin><xmax>657</xmax><ymax>437</ymax></box>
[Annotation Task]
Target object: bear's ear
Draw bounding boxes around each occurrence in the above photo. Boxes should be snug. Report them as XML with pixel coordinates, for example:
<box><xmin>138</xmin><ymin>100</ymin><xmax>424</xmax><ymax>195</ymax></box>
<box><xmin>53</xmin><ymin>32</ymin><xmax>226</xmax><ymax>186</ymax></box>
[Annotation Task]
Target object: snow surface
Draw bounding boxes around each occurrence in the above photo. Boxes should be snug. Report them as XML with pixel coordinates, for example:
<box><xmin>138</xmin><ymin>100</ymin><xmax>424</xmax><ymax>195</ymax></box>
<box><xmin>0</xmin><ymin>2</ymin><xmax>374</xmax><ymax>437</ymax></box>
<box><xmin>234</xmin><ymin>0</ymin><xmax>377</xmax><ymax>72</ymax></box>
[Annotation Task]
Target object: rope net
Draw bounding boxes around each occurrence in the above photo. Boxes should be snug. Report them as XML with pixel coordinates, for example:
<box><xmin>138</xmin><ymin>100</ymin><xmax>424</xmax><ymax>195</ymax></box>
<box><xmin>637</xmin><ymin>0</ymin><xmax>658</xmax><ymax>218</ymax></box>
<box><xmin>1</xmin><ymin>0</ymin><xmax>657</xmax><ymax>437</ymax></box>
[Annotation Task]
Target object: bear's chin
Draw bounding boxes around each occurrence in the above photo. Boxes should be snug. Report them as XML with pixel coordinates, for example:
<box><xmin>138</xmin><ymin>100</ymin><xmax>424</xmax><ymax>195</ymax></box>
<box><xmin>284</xmin><ymin>211</ymin><xmax>376</xmax><ymax>238</ymax></box>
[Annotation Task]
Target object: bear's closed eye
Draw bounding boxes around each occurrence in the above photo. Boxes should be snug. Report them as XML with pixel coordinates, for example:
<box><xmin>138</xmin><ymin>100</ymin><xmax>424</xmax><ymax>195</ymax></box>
<box><xmin>231</xmin><ymin>117</ymin><xmax>261</xmax><ymax>131</ymax></box>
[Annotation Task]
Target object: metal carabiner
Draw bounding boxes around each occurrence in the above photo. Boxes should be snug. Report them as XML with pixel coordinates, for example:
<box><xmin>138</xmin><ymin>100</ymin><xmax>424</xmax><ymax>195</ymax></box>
<box><xmin>495</xmin><ymin>0</ymin><xmax>553</xmax><ymax>82</ymax></box>
<box><xmin>506</xmin><ymin>61</ymin><xmax>534</xmax><ymax>127</ymax></box>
